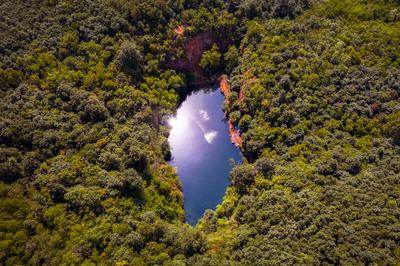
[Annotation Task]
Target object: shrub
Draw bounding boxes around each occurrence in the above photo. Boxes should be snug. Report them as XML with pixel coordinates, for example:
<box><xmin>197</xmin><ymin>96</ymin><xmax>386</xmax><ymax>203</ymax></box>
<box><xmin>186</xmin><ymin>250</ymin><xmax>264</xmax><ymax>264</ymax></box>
<box><xmin>230</xmin><ymin>164</ymin><xmax>255</xmax><ymax>194</ymax></box>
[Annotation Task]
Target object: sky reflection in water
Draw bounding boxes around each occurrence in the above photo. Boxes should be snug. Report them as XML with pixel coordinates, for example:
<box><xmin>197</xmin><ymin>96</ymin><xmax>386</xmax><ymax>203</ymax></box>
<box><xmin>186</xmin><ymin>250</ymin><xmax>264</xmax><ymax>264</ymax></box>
<box><xmin>168</xmin><ymin>89</ymin><xmax>242</xmax><ymax>225</ymax></box>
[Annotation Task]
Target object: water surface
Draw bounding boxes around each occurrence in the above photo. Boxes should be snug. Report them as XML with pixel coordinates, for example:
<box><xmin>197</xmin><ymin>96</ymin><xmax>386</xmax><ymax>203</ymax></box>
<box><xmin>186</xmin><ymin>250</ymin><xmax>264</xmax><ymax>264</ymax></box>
<box><xmin>168</xmin><ymin>89</ymin><xmax>242</xmax><ymax>225</ymax></box>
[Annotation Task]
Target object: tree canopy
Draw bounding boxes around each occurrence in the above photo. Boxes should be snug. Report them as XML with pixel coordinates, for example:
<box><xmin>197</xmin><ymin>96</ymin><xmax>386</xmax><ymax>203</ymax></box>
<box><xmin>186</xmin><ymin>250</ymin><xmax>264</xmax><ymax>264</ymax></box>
<box><xmin>1</xmin><ymin>0</ymin><xmax>399</xmax><ymax>265</ymax></box>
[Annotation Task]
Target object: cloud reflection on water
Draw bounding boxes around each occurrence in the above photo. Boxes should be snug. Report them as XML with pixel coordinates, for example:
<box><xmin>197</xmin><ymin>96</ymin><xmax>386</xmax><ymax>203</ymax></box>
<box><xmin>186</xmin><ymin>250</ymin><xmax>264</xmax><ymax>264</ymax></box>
<box><xmin>168</xmin><ymin>101</ymin><xmax>218</xmax><ymax>145</ymax></box>
<box><xmin>167</xmin><ymin>89</ymin><xmax>242</xmax><ymax>225</ymax></box>
<box><xmin>199</xmin><ymin>109</ymin><xmax>210</xmax><ymax>121</ymax></box>
<box><xmin>204</xmin><ymin>130</ymin><xmax>218</xmax><ymax>143</ymax></box>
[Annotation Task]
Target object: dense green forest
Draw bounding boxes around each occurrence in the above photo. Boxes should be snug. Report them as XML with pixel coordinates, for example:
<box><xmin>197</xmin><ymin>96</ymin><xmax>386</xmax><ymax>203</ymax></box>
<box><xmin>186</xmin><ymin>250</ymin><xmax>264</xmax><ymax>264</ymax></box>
<box><xmin>0</xmin><ymin>0</ymin><xmax>399</xmax><ymax>265</ymax></box>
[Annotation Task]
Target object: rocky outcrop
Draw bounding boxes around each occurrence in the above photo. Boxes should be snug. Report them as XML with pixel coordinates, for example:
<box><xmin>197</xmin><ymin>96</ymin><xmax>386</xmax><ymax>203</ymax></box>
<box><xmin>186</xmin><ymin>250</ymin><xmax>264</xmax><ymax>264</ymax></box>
<box><xmin>219</xmin><ymin>75</ymin><xmax>231</xmax><ymax>100</ymax></box>
<box><xmin>219</xmin><ymin>75</ymin><xmax>243</xmax><ymax>147</ymax></box>
<box><xmin>166</xmin><ymin>28</ymin><xmax>231</xmax><ymax>87</ymax></box>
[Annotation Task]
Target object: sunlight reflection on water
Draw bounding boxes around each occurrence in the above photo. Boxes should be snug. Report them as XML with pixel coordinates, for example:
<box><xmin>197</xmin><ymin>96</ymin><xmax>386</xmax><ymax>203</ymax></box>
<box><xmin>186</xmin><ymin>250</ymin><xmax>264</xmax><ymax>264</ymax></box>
<box><xmin>167</xmin><ymin>89</ymin><xmax>242</xmax><ymax>225</ymax></box>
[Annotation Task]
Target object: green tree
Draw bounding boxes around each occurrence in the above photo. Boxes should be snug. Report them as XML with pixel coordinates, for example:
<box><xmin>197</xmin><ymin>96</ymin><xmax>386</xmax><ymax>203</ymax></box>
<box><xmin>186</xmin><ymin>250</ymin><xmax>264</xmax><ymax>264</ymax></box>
<box><xmin>199</xmin><ymin>44</ymin><xmax>221</xmax><ymax>76</ymax></box>
<box><xmin>116</xmin><ymin>41</ymin><xmax>143</xmax><ymax>79</ymax></box>
<box><xmin>230</xmin><ymin>164</ymin><xmax>255</xmax><ymax>195</ymax></box>
<box><xmin>224</xmin><ymin>45</ymin><xmax>240</xmax><ymax>73</ymax></box>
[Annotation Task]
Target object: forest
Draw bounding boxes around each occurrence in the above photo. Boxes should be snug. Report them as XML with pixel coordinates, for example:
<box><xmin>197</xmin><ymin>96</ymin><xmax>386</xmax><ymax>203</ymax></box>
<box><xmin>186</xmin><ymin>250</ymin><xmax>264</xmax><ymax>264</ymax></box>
<box><xmin>0</xmin><ymin>0</ymin><xmax>399</xmax><ymax>265</ymax></box>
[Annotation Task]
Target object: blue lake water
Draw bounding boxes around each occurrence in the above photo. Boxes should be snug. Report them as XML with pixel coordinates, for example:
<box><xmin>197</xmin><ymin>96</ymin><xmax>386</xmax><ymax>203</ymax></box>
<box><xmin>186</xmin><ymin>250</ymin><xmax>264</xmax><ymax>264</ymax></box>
<box><xmin>167</xmin><ymin>89</ymin><xmax>242</xmax><ymax>225</ymax></box>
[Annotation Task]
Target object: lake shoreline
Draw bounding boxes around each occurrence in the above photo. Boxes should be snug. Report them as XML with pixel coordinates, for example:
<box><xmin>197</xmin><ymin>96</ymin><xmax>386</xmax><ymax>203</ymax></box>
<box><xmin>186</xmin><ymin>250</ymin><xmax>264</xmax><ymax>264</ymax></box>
<box><xmin>219</xmin><ymin>75</ymin><xmax>243</xmax><ymax>148</ymax></box>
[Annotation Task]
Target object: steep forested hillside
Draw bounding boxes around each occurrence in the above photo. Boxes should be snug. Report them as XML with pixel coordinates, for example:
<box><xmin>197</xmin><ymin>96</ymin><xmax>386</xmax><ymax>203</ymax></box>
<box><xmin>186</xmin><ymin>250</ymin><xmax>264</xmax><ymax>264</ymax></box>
<box><xmin>196</xmin><ymin>1</ymin><xmax>400</xmax><ymax>264</ymax></box>
<box><xmin>0</xmin><ymin>1</ymin><xmax>221</xmax><ymax>264</ymax></box>
<box><xmin>0</xmin><ymin>0</ymin><xmax>399</xmax><ymax>265</ymax></box>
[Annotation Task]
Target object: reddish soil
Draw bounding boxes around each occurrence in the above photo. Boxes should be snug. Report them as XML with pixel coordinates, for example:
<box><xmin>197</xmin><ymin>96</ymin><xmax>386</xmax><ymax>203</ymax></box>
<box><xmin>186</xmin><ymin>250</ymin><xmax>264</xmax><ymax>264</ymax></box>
<box><xmin>238</xmin><ymin>85</ymin><xmax>246</xmax><ymax>103</ymax></box>
<box><xmin>220</xmin><ymin>74</ymin><xmax>231</xmax><ymax>99</ymax></box>
<box><xmin>238</xmin><ymin>73</ymin><xmax>257</xmax><ymax>103</ymax></box>
<box><xmin>229</xmin><ymin>121</ymin><xmax>243</xmax><ymax>147</ymax></box>
<box><xmin>219</xmin><ymin>76</ymin><xmax>243</xmax><ymax>147</ymax></box>
<box><xmin>166</xmin><ymin>28</ymin><xmax>231</xmax><ymax>86</ymax></box>
<box><xmin>185</xmin><ymin>32</ymin><xmax>215</xmax><ymax>86</ymax></box>
<box><xmin>370</xmin><ymin>102</ymin><xmax>379</xmax><ymax>114</ymax></box>
<box><xmin>174</xmin><ymin>25</ymin><xmax>185</xmax><ymax>36</ymax></box>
